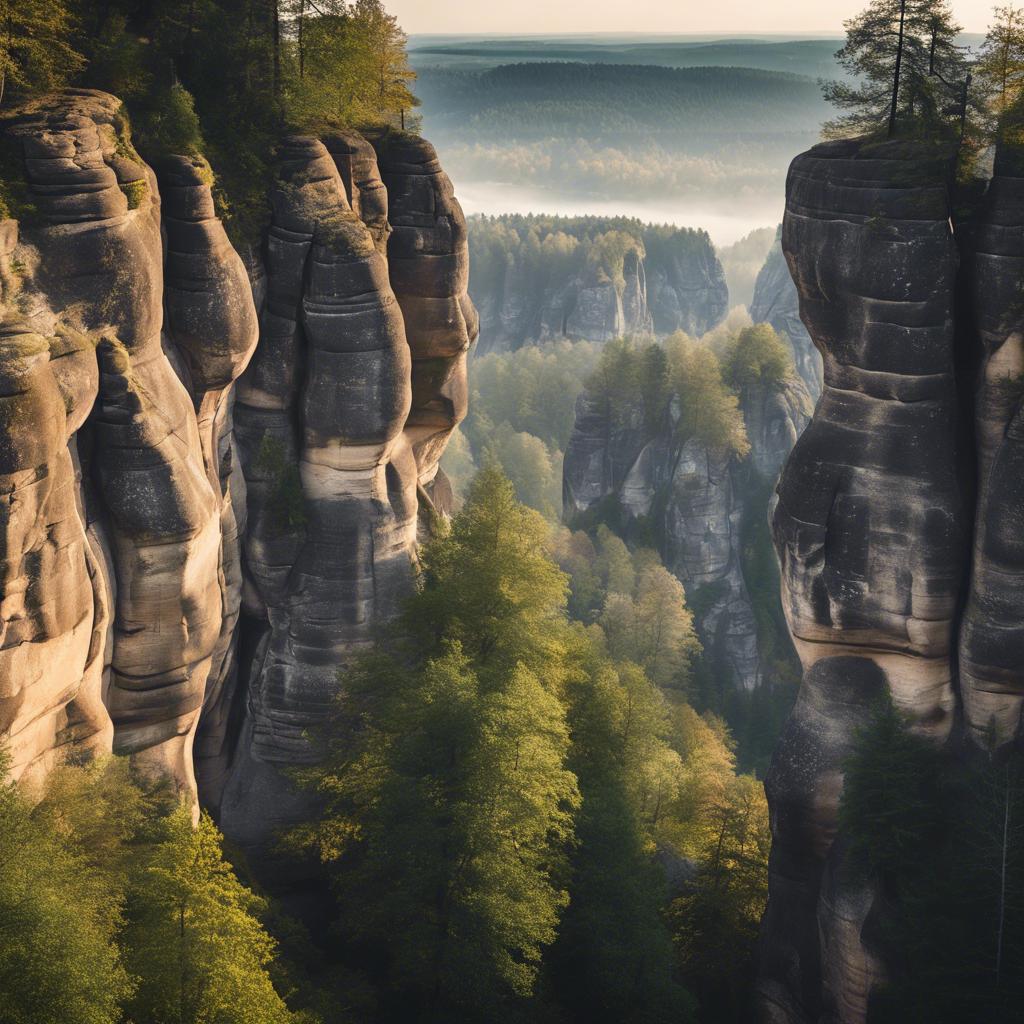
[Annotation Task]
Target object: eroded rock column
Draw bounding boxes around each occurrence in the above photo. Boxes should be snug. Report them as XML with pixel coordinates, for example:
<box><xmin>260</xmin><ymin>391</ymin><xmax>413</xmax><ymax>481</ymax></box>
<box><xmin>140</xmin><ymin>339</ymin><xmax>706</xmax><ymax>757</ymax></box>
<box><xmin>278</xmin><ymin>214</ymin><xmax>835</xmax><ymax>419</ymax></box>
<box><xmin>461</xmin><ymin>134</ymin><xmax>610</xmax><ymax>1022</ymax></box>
<box><xmin>758</xmin><ymin>138</ymin><xmax>966</xmax><ymax>1023</ymax></box>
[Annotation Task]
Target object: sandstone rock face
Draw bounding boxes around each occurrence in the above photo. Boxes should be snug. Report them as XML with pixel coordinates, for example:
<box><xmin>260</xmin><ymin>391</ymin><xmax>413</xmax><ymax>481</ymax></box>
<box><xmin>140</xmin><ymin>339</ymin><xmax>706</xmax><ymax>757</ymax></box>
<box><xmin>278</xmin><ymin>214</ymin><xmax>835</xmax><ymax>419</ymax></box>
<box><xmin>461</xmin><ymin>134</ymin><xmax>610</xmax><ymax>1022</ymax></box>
<box><xmin>472</xmin><ymin>223</ymin><xmax>726</xmax><ymax>354</ymax></box>
<box><xmin>958</xmin><ymin>144</ymin><xmax>1024</xmax><ymax>750</ymax></box>
<box><xmin>0</xmin><ymin>93</ymin><xmax>475</xmax><ymax>841</ymax></box>
<box><xmin>563</xmin><ymin>363</ymin><xmax>810</xmax><ymax>695</ymax></box>
<box><xmin>750</xmin><ymin>229</ymin><xmax>823</xmax><ymax>401</ymax></box>
<box><xmin>756</xmin><ymin>137</ymin><xmax>980</xmax><ymax>1023</ymax></box>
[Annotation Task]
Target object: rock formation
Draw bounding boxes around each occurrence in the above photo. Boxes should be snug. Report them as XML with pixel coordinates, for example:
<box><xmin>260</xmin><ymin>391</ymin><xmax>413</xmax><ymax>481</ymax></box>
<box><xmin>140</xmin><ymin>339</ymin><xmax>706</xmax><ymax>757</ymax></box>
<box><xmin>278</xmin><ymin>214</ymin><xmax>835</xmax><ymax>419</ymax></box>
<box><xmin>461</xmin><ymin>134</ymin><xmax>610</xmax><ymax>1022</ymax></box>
<box><xmin>562</xmin><ymin>346</ymin><xmax>811</xmax><ymax>695</ymax></box>
<box><xmin>470</xmin><ymin>219</ymin><xmax>727</xmax><ymax>354</ymax></box>
<box><xmin>0</xmin><ymin>91</ymin><xmax>476</xmax><ymax>847</ymax></box>
<box><xmin>750</xmin><ymin>228</ymin><xmax>823</xmax><ymax>400</ymax></box>
<box><xmin>755</xmin><ymin>134</ymin><xmax>1024</xmax><ymax>1023</ymax></box>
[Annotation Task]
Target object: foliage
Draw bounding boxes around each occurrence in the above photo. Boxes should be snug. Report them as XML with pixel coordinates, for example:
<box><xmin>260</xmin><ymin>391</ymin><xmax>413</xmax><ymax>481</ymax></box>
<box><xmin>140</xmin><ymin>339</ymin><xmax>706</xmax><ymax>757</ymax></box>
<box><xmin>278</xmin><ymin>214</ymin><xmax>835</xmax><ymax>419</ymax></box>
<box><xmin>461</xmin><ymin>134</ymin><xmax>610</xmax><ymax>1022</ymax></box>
<box><xmin>479</xmin><ymin>423</ymin><xmax>563</xmax><ymax>519</ymax></box>
<box><xmin>295</xmin><ymin>469</ymin><xmax>579</xmax><ymax>1018</ymax></box>
<box><xmin>123</xmin><ymin>807</ymin><xmax>299</xmax><ymax>1024</ymax></box>
<box><xmin>0</xmin><ymin>0</ymin><xmax>84</xmax><ymax>104</ymax></box>
<box><xmin>840</xmin><ymin>700</ymin><xmax>1024</xmax><ymax>1022</ymax></box>
<box><xmin>669</xmin><ymin>773</ymin><xmax>770</xmax><ymax>1020</ymax></box>
<box><xmin>550</xmin><ymin>651</ymin><xmax>696</xmax><ymax>1024</ymax></box>
<box><xmin>599</xmin><ymin>563</ymin><xmax>700</xmax><ymax>694</ymax></box>
<box><xmin>0</xmin><ymin>751</ymin><xmax>133</xmax><ymax>1024</ymax></box>
<box><xmin>823</xmin><ymin>0</ymin><xmax>967</xmax><ymax>139</ymax></box>
<box><xmin>0</xmin><ymin>751</ymin><xmax>306</xmax><ymax>1024</ymax></box>
<box><xmin>664</xmin><ymin>332</ymin><xmax>750</xmax><ymax>457</ymax></box>
<box><xmin>443</xmin><ymin>283</ymin><xmax>607</xmax><ymax>525</ymax></box>
<box><xmin>975</xmin><ymin>5</ymin><xmax>1024</xmax><ymax>139</ymax></box>
<box><xmin>718</xmin><ymin>323</ymin><xmax>793</xmax><ymax>395</ymax></box>
<box><xmin>65</xmin><ymin>0</ymin><xmax>420</xmax><ymax>246</ymax></box>
<box><xmin>468</xmin><ymin>214</ymin><xmax>716</xmax><ymax>328</ymax></box>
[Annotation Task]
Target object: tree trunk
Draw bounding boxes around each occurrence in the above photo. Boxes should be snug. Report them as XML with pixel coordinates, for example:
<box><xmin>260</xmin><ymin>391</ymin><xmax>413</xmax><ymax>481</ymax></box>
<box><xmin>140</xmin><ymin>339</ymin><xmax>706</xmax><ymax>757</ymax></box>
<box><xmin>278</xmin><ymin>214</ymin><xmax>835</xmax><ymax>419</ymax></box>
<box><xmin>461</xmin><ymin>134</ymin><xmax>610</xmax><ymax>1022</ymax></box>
<box><xmin>889</xmin><ymin>0</ymin><xmax>907</xmax><ymax>139</ymax></box>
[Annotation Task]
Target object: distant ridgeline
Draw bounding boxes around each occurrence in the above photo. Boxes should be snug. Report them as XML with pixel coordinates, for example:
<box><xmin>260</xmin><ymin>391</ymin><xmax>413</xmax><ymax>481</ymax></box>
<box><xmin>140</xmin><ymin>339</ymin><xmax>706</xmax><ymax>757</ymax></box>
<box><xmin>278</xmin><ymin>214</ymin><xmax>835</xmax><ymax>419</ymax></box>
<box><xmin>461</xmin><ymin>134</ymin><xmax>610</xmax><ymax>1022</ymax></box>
<box><xmin>468</xmin><ymin>214</ymin><xmax>729</xmax><ymax>354</ymax></box>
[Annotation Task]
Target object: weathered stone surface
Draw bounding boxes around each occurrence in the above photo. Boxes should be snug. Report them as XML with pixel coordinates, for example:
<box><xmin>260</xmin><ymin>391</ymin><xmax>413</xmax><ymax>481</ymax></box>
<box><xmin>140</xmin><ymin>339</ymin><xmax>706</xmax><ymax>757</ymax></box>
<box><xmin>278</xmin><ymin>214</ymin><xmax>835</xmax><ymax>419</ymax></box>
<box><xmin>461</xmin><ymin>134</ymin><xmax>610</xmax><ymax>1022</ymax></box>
<box><xmin>750</xmin><ymin>228</ymin><xmax>823</xmax><ymax>400</ymax></box>
<box><xmin>0</xmin><ymin>316</ymin><xmax>111</xmax><ymax>786</ymax></box>
<box><xmin>220</xmin><ymin>132</ymin><xmax>477</xmax><ymax>850</ymax></box>
<box><xmin>370</xmin><ymin>132</ymin><xmax>477</xmax><ymax>494</ymax></box>
<box><xmin>563</xmin><ymin>360</ymin><xmax>810</xmax><ymax>695</ymax></box>
<box><xmin>0</xmin><ymin>90</ymin><xmax>224</xmax><ymax>805</ymax></box>
<box><xmin>472</xmin><ymin>225</ymin><xmax>726</xmax><ymax>355</ymax></box>
<box><xmin>959</xmin><ymin>143</ymin><xmax>1024</xmax><ymax>749</ymax></box>
<box><xmin>757</xmin><ymin>137</ymin><xmax>968</xmax><ymax>1023</ymax></box>
<box><xmin>157</xmin><ymin>153</ymin><xmax>260</xmax><ymax>808</ymax></box>
<box><xmin>0</xmin><ymin>93</ymin><xmax>474</xmax><ymax>836</ymax></box>
<box><xmin>645</xmin><ymin>232</ymin><xmax>729</xmax><ymax>336</ymax></box>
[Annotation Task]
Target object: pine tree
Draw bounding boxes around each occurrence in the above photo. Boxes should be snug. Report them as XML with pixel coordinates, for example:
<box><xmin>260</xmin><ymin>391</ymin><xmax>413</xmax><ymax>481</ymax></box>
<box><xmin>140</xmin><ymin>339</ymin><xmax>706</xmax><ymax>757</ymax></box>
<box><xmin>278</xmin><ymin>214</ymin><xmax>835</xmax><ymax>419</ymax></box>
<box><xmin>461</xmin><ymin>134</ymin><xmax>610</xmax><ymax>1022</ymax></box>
<box><xmin>123</xmin><ymin>805</ymin><xmax>299</xmax><ymax>1024</ymax></box>
<box><xmin>0</xmin><ymin>0</ymin><xmax>84</xmax><ymax>104</ymax></box>
<box><xmin>0</xmin><ymin>750</ymin><xmax>133</xmax><ymax>1024</ymax></box>
<box><xmin>298</xmin><ymin>468</ymin><xmax>580</xmax><ymax>1019</ymax></box>
<box><xmin>976</xmin><ymin>5</ymin><xmax>1024</xmax><ymax>130</ymax></box>
<box><xmin>823</xmin><ymin>0</ymin><xmax>966</xmax><ymax>139</ymax></box>
<box><xmin>550</xmin><ymin>653</ymin><xmax>695</xmax><ymax>1024</ymax></box>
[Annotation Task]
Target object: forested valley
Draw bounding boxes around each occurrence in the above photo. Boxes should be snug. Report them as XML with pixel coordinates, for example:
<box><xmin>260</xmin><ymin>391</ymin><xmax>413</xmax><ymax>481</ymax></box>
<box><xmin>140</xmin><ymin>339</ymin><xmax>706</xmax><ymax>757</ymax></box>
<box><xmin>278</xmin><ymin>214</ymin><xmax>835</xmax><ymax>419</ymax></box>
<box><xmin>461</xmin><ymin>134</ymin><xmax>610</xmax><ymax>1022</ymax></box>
<box><xmin>6</xmin><ymin>0</ymin><xmax>1024</xmax><ymax>1022</ymax></box>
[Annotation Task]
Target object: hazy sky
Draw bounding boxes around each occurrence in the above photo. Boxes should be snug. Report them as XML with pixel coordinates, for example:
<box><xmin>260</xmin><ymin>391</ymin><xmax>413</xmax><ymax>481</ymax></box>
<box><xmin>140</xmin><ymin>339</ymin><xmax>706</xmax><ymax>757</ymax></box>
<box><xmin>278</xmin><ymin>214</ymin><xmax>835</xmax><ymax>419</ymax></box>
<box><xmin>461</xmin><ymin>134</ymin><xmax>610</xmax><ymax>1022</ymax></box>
<box><xmin>394</xmin><ymin>0</ymin><xmax>996</xmax><ymax>36</ymax></box>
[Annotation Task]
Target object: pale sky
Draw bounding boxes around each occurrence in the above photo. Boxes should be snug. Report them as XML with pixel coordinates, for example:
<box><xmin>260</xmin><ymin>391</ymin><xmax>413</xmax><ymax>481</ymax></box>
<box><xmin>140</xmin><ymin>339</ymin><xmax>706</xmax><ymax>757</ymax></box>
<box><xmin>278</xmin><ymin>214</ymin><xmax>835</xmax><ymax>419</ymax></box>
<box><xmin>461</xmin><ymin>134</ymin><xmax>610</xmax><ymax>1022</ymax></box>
<box><xmin>393</xmin><ymin>0</ymin><xmax>997</xmax><ymax>37</ymax></box>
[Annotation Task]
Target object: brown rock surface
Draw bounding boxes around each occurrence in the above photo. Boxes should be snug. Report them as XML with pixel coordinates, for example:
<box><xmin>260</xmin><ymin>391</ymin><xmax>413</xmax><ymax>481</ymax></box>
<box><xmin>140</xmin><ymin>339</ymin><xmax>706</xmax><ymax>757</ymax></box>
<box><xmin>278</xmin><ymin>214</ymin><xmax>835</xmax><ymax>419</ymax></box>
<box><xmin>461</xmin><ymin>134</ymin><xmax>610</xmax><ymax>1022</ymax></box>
<box><xmin>0</xmin><ymin>94</ymin><xmax>475</xmax><ymax>836</ymax></box>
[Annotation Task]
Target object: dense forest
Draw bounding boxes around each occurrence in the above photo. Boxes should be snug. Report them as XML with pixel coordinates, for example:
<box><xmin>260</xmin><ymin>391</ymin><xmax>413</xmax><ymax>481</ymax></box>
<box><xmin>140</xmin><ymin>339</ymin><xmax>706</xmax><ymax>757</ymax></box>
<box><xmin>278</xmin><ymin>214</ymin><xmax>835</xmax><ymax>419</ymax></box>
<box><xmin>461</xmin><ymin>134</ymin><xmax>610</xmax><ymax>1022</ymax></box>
<box><xmin>414</xmin><ymin>61</ymin><xmax>829</xmax><ymax>213</ymax></box>
<box><xmin>0</xmin><ymin>0</ymin><xmax>418</xmax><ymax>243</ymax></box>
<box><xmin>9</xmin><ymin>0</ymin><xmax>1024</xmax><ymax>1021</ymax></box>
<box><xmin>0</xmin><ymin>7</ymin><xmax>775</xmax><ymax>1021</ymax></box>
<box><xmin>417</xmin><ymin>64</ymin><xmax>828</xmax><ymax>137</ymax></box>
<box><xmin>2</xmin><ymin>469</ymin><xmax>772</xmax><ymax>1024</ymax></box>
<box><xmin>444</xmin><ymin>318</ymin><xmax>805</xmax><ymax>775</ymax></box>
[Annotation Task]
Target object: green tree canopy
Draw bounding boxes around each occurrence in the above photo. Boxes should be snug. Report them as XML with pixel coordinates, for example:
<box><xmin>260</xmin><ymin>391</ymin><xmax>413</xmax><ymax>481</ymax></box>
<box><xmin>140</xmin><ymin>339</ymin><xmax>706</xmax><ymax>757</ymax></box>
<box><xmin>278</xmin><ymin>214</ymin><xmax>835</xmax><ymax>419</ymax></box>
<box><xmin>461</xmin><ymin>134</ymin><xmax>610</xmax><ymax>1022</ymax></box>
<box><xmin>295</xmin><ymin>468</ymin><xmax>580</xmax><ymax>1018</ymax></box>
<box><xmin>0</xmin><ymin>0</ymin><xmax>83</xmax><ymax>104</ymax></box>
<box><xmin>123</xmin><ymin>806</ymin><xmax>299</xmax><ymax>1024</ymax></box>
<box><xmin>823</xmin><ymin>0</ymin><xmax>966</xmax><ymax>139</ymax></box>
<box><xmin>0</xmin><ymin>751</ymin><xmax>133</xmax><ymax>1024</ymax></box>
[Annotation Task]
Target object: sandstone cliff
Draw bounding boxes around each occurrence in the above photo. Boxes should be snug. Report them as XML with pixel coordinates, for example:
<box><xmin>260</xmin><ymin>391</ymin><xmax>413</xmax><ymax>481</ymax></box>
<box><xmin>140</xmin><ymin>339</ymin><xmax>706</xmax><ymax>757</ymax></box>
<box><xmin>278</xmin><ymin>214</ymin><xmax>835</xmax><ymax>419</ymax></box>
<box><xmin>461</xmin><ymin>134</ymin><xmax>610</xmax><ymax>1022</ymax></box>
<box><xmin>756</xmin><ymin>135</ymin><xmax>1024</xmax><ymax>1023</ymax></box>
<box><xmin>0</xmin><ymin>91</ymin><xmax>476</xmax><ymax>850</ymax></box>
<box><xmin>749</xmin><ymin>228</ymin><xmax>822</xmax><ymax>400</ymax></box>
<box><xmin>470</xmin><ymin>217</ymin><xmax>728</xmax><ymax>354</ymax></box>
<box><xmin>562</xmin><ymin>345</ymin><xmax>811</xmax><ymax>696</ymax></box>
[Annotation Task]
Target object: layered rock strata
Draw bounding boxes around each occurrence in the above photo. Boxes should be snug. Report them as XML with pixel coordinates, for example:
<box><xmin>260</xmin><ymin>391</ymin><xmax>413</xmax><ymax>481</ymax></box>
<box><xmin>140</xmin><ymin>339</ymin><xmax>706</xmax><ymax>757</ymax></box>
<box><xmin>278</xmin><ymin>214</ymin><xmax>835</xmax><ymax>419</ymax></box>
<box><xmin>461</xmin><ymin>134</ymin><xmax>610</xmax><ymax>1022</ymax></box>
<box><xmin>0</xmin><ymin>93</ymin><xmax>476</xmax><ymax>842</ymax></box>
<box><xmin>562</xmin><ymin>355</ymin><xmax>811</xmax><ymax>695</ymax></box>
<box><xmin>754</xmin><ymin>135</ymin><xmax>1024</xmax><ymax>1023</ymax></box>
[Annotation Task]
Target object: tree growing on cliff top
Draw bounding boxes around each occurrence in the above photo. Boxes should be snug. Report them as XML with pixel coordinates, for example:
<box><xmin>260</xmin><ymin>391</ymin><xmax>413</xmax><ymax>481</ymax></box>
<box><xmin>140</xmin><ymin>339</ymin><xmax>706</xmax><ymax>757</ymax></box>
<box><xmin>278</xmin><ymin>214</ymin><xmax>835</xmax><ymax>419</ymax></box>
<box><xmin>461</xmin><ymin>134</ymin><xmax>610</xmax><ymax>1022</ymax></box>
<box><xmin>0</xmin><ymin>0</ymin><xmax>84</xmax><ymax>104</ymax></box>
<box><xmin>975</xmin><ymin>5</ymin><xmax>1024</xmax><ymax>135</ymax></box>
<box><xmin>824</xmin><ymin>0</ymin><xmax>967</xmax><ymax>139</ymax></box>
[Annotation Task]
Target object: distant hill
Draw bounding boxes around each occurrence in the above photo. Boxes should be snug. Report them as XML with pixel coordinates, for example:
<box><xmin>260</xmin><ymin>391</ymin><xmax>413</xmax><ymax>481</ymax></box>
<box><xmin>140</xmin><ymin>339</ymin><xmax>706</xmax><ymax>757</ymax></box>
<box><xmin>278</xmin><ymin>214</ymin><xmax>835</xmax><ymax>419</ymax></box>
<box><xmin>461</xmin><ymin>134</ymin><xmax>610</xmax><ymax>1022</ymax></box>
<box><xmin>417</xmin><ymin>62</ymin><xmax>830</xmax><ymax>141</ymax></box>
<box><xmin>409</xmin><ymin>36</ymin><xmax>845</xmax><ymax>79</ymax></box>
<box><xmin>416</xmin><ymin>61</ymin><xmax>828</xmax><ymax>224</ymax></box>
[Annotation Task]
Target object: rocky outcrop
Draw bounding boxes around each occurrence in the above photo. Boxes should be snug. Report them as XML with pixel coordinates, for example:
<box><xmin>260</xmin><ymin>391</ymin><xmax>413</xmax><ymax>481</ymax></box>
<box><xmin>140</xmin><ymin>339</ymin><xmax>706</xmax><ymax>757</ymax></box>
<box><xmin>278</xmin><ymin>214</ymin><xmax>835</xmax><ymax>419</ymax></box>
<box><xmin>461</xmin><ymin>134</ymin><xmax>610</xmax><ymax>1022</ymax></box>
<box><xmin>0</xmin><ymin>93</ymin><xmax>475</xmax><ymax>844</ymax></box>
<box><xmin>958</xmin><ymin>143</ymin><xmax>1024</xmax><ymax>751</ymax></box>
<box><xmin>470</xmin><ymin>218</ymin><xmax>726</xmax><ymax>354</ymax></box>
<box><xmin>750</xmin><ymin>229</ymin><xmax>823</xmax><ymax>400</ymax></box>
<box><xmin>563</xmin><ymin>360</ymin><xmax>811</xmax><ymax>695</ymax></box>
<box><xmin>756</xmin><ymin>136</ymin><xmax>992</xmax><ymax>1023</ymax></box>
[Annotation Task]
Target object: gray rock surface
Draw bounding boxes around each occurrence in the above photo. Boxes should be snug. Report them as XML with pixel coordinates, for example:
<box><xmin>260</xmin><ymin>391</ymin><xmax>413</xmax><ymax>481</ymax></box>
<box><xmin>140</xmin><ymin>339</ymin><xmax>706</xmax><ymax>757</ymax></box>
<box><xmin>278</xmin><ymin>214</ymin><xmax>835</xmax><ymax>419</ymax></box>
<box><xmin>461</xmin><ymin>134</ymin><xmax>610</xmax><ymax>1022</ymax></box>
<box><xmin>750</xmin><ymin>229</ymin><xmax>823</xmax><ymax>400</ymax></box>
<box><xmin>0</xmin><ymin>93</ymin><xmax>475</xmax><ymax>845</ymax></box>
<box><xmin>472</xmin><ymin>223</ymin><xmax>726</xmax><ymax>354</ymax></box>
<box><xmin>757</xmin><ymin>137</ymin><xmax>969</xmax><ymax>1023</ymax></box>
<box><xmin>563</xmin><ymin>358</ymin><xmax>810</xmax><ymax>695</ymax></box>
